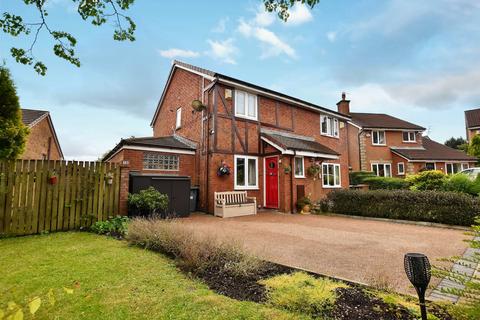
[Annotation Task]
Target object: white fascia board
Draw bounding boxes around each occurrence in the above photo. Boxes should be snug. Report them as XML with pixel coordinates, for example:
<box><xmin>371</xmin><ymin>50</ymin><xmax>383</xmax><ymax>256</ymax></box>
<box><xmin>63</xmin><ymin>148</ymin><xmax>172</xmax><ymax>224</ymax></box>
<box><xmin>218</xmin><ymin>78</ymin><xmax>349</xmax><ymax>121</ymax></box>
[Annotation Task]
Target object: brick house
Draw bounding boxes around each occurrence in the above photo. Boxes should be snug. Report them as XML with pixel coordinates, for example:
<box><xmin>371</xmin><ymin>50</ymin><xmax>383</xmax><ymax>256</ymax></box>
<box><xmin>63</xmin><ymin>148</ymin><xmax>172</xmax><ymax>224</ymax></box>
<box><xmin>107</xmin><ymin>61</ymin><xmax>351</xmax><ymax>213</ymax></box>
<box><xmin>339</xmin><ymin>95</ymin><xmax>476</xmax><ymax>177</ymax></box>
<box><xmin>21</xmin><ymin>109</ymin><xmax>63</xmax><ymax>160</ymax></box>
<box><xmin>465</xmin><ymin>107</ymin><xmax>480</xmax><ymax>142</ymax></box>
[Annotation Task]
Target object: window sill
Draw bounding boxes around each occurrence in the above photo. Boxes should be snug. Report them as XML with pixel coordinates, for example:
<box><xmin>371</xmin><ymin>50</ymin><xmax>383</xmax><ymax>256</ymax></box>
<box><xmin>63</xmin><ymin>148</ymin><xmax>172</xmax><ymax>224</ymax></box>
<box><xmin>371</xmin><ymin>144</ymin><xmax>387</xmax><ymax>147</ymax></box>
<box><xmin>295</xmin><ymin>175</ymin><xmax>306</xmax><ymax>179</ymax></box>
<box><xmin>402</xmin><ymin>141</ymin><xmax>416</xmax><ymax>143</ymax></box>
<box><xmin>235</xmin><ymin>114</ymin><xmax>258</xmax><ymax>122</ymax></box>
<box><xmin>234</xmin><ymin>186</ymin><xmax>259</xmax><ymax>191</ymax></box>
<box><xmin>322</xmin><ymin>185</ymin><xmax>342</xmax><ymax>189</ymax></box>
<box><xmin>320</xmin><ymin>133</ymin><xmax>340</xmax><ymax>139</ymax></box>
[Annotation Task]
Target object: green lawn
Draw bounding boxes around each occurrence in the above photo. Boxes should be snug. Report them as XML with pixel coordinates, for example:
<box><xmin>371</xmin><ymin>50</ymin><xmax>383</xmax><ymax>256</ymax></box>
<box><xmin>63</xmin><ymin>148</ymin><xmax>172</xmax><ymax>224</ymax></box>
<box><xmin>0</xmin><ymin>232</ymin><xmax>304</xmax><ymax>320</ymax></box>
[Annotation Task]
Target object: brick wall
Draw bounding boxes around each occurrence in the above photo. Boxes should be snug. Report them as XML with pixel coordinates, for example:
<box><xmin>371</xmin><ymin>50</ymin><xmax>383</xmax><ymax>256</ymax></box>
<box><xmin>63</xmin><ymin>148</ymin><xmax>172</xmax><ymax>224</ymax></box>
<box><xmin>22</xmin><ymin>117</ymin><xmax>62</xmax><ymax>160</ymax></box>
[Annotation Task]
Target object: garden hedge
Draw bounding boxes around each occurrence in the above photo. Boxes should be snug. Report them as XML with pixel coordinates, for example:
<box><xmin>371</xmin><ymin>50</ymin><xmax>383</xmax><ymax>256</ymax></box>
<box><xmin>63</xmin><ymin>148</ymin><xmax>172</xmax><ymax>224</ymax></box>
<box><xmin>322</xmin><ymin>189</ymin><xmax>479</xmax><ymax>226</ymax></box>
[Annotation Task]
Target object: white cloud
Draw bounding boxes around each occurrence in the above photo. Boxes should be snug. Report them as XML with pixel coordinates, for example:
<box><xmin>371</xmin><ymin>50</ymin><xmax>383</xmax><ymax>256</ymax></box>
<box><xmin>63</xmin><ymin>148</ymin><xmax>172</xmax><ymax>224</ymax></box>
<box><xmin>326</xmin><ymin>31</ymin><xmax>337</xmax><ymax>42</ymax></box>
<box><xmin>212</xmin><ymin>17</ymin><xmax>229</xmax><ymax>33</ymax></box>
<box><xmin>207</xmin><ymin>38</ymin><xmax>237</xmax><ymax>64</ymax></box>
<box><xmin>158</xmin><ymin>48</ymin><xmax>200</xmax><ymax>59</ymax></box>
<box><xmin>285</xmin><ymin>3</ymin><xmax>313</xmax><ymax>26</ymax></box>
<box><xmin>254</xmin><ymin>27</ymin><xmax>296</xmax><ymax>58</ymax></box>
<box><xmin>254</xmin><ymin>8</ymin><xmax>275</xmax><ymax>27</ymax></box>
<box><xmin>237</xmin><ymin>19</ymin><xmax>296</xmax><ymax>59</ymax></box>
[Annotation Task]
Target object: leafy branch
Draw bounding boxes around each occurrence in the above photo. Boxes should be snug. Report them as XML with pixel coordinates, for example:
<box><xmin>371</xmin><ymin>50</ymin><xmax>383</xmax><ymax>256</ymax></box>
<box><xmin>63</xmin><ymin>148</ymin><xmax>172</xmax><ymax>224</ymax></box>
<box><xmin>0</xmin><ymin>0</ymin><xmax>136</xmax><ymax>75</ymax></box>
<box><xmin>263</xmin><ymin>0</ymin><xmax>320</xmax><ymax>21</ymax></box>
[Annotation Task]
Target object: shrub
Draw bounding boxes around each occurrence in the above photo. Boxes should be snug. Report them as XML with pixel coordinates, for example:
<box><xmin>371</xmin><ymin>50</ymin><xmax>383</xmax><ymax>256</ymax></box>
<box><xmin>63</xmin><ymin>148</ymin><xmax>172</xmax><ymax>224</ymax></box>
<box><xmin>128</xmin><ymin>187</ymin><xmax>169</xmax><ymax>216</ymax></box>
<box><xmin>349</xmin><ymin>171</ymin><xmax>376</xmax><ymax>185</ymax></box>
<box><xmin>321</xmin><ymin>189</ymin><xmax>479</xmax><ymax>226</ymax></box>
<box><xmin>296</xmin><ymin>196</ymin><xmax>312</xmax><ymax>211</ymax></box>
<box><xmin>443</xmin><ymin>174</ymin><xmax>480</xmax><ymax>196</ymax></box>
<box><xmin>126</xmin><ymin>218</ymin><xmax>265</xmax><ymax>276</ymax></box>
<box><xmin>362</xmin><ymin>176</ymin><xmax>410</xmax><ymax>190</ymax></box>
<box><xmin>90</xmin><ymin>216</ymin><xmax>130</xmax><ymax>238</ymax></box>
<box><xmin>406</xmin><ymin>170</ymin><xmax>447</xmax><ymax>191</ymax></box>
<box><xmin>260</xmin><ymin>272</ymin><xmax>346</xmax><ymax>318</ymax></box>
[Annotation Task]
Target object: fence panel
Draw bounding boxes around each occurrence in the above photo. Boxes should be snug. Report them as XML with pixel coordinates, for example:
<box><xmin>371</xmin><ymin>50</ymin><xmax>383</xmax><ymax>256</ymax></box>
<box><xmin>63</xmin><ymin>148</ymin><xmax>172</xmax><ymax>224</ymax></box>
<box><xmin>0</xmin><ymin>160</ymin><xmax>122</xmax><ymax>236</ymax></box>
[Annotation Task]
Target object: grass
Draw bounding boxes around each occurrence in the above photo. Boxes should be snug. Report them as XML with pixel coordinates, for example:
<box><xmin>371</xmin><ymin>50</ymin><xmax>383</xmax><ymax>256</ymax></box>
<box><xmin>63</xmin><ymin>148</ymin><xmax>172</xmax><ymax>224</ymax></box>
<box><xmin>0</xmin><ymin>232</ymin><xmax>306</xmax><ymax>320</ymax></box>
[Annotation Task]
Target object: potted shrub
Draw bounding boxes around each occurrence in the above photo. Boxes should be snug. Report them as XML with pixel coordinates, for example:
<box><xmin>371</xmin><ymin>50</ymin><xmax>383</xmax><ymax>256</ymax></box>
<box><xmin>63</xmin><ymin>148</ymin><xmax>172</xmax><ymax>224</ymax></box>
<box><xmin>296</xmin><ymin>196</ymin><xmax>312</xmax><ymax>214</ymax></box>
<box><xmin>48</xmin><ymin>171</ymin><xmax>58</xmax><ymax>185</ymax></box>
<box><xmin>307</xmin><ymin>164</ymin><xmax>321</xmax><ymax>179</ymax></box>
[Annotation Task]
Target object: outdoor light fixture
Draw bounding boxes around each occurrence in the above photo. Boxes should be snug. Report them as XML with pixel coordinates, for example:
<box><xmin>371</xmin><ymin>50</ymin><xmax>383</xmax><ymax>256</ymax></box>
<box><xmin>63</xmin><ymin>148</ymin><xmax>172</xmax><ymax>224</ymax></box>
<box><xmin>404</xmin><ymin>253</ymin><xmax>431</xmax><ymax>320</ymax></box>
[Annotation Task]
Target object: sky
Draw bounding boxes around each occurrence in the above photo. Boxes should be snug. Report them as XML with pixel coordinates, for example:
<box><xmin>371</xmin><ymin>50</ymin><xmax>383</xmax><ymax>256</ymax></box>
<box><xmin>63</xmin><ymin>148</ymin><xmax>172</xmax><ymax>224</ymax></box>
<box><xmin>1</xmin><ymin>0</ymin><xmax>480</xmax><ymax>160</ymax></box>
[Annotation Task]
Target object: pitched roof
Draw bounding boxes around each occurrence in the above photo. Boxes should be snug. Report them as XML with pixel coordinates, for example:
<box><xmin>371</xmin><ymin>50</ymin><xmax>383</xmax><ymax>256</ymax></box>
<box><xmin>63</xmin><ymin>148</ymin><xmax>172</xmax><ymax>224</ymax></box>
<box><xmin>151</xmin><ymin>60</ymin><xmax>349</xmax><ymax>126</ymax></box>
<box><xmin>464</xmin><ymin>108</ymin><xmax>480</xmax><ymax>128</ymax></box>
<box><xmin>21</xmin><ymin>108</ymin><xmax>49</xmax><ymax>127</ymax></box>
<box><xmin>391</xmin><ymin>137</ymin><xmax>476</xmax><ymax>161</ymax></box>
<box><xmin>103</xmin><ymin>135</ymin><xmax>196</xmax><ymax>161</ymax></box>
<box><xmin>350</xmin><ymin>112</ymin><xmax>425</xmax><ymax>130</ymax></box>
<box><xmin>261</xmin><ymin>132</ymin><xmax>339</xmax><ymax>156</ymax></box>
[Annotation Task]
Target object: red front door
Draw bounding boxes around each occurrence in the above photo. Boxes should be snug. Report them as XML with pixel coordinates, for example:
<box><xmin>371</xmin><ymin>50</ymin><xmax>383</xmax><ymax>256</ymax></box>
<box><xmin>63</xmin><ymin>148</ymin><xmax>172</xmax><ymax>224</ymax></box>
<box><xmin>265</xmin><ymin>157</ymin><xmax>279</xmax><ymax>208</ymax></box>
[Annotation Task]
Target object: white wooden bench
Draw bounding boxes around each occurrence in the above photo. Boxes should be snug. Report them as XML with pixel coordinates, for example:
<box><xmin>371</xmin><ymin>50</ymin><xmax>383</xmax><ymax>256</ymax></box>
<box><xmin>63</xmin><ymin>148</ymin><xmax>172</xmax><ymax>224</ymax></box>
<box><xmin>214</xmin><ymin>191</ymin><xmax>257</xmax><ymax>218</ymax></box>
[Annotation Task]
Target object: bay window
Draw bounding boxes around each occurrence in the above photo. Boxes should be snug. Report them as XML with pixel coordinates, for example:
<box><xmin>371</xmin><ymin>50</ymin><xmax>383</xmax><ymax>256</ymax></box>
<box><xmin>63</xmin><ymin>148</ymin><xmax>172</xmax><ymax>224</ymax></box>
<box><xmin>235</xmin><ymin>90</ymin><xmax>257</xmax><ymax>120</ymax></box>
<box><xmin>372</xmin><ymin>163</ymin><xmax>392</xmax><ymax>177</ymax></box>
<box><xmin>322</xmin><ymin>163</ymin><xmax>341</xmax><ymax>187</ymax></box>
<box><xmin>234</xmin><ymin>155</ymin><xmax>258</xmax><ymax>189</ymax></box>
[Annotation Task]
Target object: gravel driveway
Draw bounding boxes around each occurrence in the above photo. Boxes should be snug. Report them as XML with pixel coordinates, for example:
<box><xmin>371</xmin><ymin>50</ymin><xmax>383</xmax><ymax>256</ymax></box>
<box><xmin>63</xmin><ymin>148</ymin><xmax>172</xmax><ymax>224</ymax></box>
<box><xmin>181</xmin><ymin>212</ymin><xmax>468</xmax><ymax>294</ymax></box>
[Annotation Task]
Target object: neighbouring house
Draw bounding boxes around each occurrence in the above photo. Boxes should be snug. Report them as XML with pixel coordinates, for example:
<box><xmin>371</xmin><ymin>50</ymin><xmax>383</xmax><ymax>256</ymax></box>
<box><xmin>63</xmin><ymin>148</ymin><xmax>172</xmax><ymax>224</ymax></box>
<box><xmin>464</xmin><ymin>107</ymin><xmax>480</xmax><ymax>142</ymax></box>
<box><xmin>338</xmin><ymin>94</ymin><xmax>476</xmax><ymax>177</ymax></box>
<box><xmin>106</xmin><ymin>60</ymin><xmax>351</xmax><ymax>213</ymax></box>
<box><xmin>21</xmin><ymin>108</ymin><xmax>64</xmax><ymax>160</ymax></box>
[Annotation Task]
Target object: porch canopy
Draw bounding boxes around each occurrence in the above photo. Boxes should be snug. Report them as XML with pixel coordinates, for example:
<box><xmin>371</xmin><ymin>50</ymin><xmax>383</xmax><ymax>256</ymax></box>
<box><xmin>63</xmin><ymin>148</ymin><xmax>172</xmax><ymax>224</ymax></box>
<box><xmin>260</xmin><ymin>130</ymin><xmax>339</xmax><ymax>159</ymax></box>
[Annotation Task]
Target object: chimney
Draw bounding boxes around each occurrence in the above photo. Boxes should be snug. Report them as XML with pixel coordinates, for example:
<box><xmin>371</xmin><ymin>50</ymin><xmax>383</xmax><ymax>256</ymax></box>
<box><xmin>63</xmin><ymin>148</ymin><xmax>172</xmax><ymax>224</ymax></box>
<box><xmin>337</xmin><ymin>92</ymin><xmax>350</xmax><ymax>115</ymax></box>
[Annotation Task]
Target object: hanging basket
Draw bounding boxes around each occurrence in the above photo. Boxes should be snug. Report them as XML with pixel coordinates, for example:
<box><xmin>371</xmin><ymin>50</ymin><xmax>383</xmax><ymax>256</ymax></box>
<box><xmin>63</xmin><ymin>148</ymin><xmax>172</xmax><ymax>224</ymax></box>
<box><xmin>217</xmin><ymin>163</ymin><xmax>231</xmax><ymax>176</ymax></box>
<box><xmin>191</xmin><ymin>100</ymin><xmax>207</xmax><ymax>112</ymax></box>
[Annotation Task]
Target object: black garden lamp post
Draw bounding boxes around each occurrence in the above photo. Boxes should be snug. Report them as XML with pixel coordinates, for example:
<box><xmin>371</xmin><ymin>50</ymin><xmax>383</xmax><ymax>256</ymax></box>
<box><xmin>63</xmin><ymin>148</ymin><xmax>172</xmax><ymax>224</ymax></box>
<box><xmin>404</xmin><ymin>253</ymin><xmax>431</xmax><ymax>320</ymax></box>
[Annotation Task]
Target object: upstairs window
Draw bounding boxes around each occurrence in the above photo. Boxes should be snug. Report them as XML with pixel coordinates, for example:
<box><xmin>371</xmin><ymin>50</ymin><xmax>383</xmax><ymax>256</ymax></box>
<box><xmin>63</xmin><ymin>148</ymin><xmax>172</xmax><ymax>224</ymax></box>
<box><xmin>402</xmin><ymin>131</ymin><xmax>416</xmax><ymax>142</ymax></box>
<box><xmin>372</xmin><ymin>130</ymin><xmax>386</xmax><ymax>145</ymax></box>
<box><xmin>235</xmin><ymin>90</ymin><xmax>257</xmax><ymax>120</ymax></box>
<box><xmin>176</xmin><ymin>108</ymin><xmax>182</xmax><ymax>129</ymax></box>
<box><xmin>320</xmin><ymin>115</ymin><xmax>339</xmax><ymax>137</ymax></box>
<box><xmin>143</xmin><ymin>153</ymin><xmax>179</xmax><ymax>171</ymax></box>
<box><xmin>322</xmin><ymin>163</ymin><xmax>341</xmax><ymax>187</ymax></box>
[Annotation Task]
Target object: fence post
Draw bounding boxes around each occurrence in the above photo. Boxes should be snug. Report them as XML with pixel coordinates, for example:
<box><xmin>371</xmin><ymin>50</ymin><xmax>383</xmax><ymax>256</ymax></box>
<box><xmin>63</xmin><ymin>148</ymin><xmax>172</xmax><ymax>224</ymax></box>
<box><xmin>119</xmin><ymin>161</ymin><xmax>130</xmax><ymax>215</ymax></box>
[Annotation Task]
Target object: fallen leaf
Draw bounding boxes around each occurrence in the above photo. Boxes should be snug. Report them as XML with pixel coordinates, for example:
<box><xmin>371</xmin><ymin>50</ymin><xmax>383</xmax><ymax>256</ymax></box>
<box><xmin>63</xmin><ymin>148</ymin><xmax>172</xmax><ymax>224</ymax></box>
<box><xmin>63</xmin><ymin>287</ymin><xmax>74</xmax><ymax>294</ymax></box>
<box><xmin>48</xmin><ymin>289</ymin><xmax>55</xmax><ymax>306</ymax></box>
<box><xmin>28</xmin><ymin>297</ymin><xmax>41</xmax><ymax>315</ymax></box>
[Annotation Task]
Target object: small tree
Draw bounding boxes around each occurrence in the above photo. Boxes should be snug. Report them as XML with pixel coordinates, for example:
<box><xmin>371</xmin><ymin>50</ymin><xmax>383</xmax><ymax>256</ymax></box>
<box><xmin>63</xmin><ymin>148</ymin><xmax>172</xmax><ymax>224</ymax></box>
<box><xmin>0</xmin><ymin>67</ymin><xmax>29</xmax><ymax>160</ymax></box>
<box><xmin>468</xmin><ymin>135</ymin><xmax>480</xmax><ymax>159</ymax></box>
<box><xmin>445</xmin><ymin>137</ymin><xmax>467</xmax><ymax>150</ymax></box>
<box><xmin>128</xmin><ymin>187</ymin><xmax>169</xmax><ymax>217</ymax></box>
<box><xmin>406</xmin><ymin>170</ymin><xmax>447</xmax><ymax>191</ymax></box>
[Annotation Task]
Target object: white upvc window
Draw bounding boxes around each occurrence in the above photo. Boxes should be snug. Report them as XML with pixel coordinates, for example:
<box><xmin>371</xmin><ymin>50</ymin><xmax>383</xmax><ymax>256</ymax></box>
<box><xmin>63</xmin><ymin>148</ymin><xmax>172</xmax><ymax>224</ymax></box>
<box><xmin>372</xmin><ymin>130</ymin><xmax>386</xmax><ymax>145</ymax></box>
<box><xmin>235</xmin><ymin>90</ymin><xmax>257</xmax><ymax>120</ymax></box>
<box><xmin>425</xmin><ymin>162</ymin><xmax>436</xmax><ymax>171</ymax></box>
<box><xmin>322</xmin><ymin>163</ymin><xmax>341</xmax><ymax>188</ymax></box>
<box><xmin>320</xmin><ymin>115</ymin><xmax>339</xmax><ymax>137</ymax></box>
<box><xmin>402</xmin><ymin>131</ymin><xmax>416</xmax><ymax>142</ymax></box>
<box><xmin>397</xmin><ymin>162</ymin><xmax>405</xmax><ymax>175</ymax></box>
<box><xmin>447</xmin><ymin>163</ymin><xmax>470</xmax><ymax>174</ymax></box>
<box><xmin>176</xmin><ymin>107</ymin><xmax>182</xmax><ymax>129</ymax></box>
<box><xmin>294</xmin><ymin>156</ymin><xmax>305</xmax><ymax>178</ymax></box>
<box><xmin>234</xmin><ymin>155</ymin><xmax>258</xmax><ymax>189</ymax></box>
<box><xmin>371</xmin><ymin>163</ymin><xmax>392</xmax><ymax>177</ymax></box>
<box><xmin>461</xmin><ymin>163</ymin><xmax>469</xmax><ymax>171</ymax></box>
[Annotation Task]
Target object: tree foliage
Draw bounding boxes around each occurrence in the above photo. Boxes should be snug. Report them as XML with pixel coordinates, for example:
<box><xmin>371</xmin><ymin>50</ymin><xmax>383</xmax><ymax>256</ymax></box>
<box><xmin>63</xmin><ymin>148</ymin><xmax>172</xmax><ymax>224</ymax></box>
<box><xmin>0</xmin><ymin>0</ymin><xmax>136</xmax><ymax>75</ymax></box>
<box><xmin>468</xmin><ymin>135</ymin><xmax>480</xmax><ymax>159</ymax></box>
<box><xmin>445</xmin><ymin>136</ymin><xmax>467</xmax><ymax>150</ymax></box>
<box><xmin>263</xmin><ymin>0</ymin><xmax>321</xmax><ymax>21</ymax></box>
<box><xmin>0</xmin><ymin>66</ymin><xmax>29</xmax><ymax>160</ymax></box>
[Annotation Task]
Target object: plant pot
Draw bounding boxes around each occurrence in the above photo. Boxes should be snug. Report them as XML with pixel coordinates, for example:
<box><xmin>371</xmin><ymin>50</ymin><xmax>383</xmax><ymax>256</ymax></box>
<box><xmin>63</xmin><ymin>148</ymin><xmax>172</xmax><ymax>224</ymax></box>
<box><xmin>301</xmin><ymin>204</ymin><xmax>311</xmax><ymax>214</ymax></box>
<box><xmin>48</xmin><ymin>176</ymin><xmax>57</xmax><ymax>185</ymax></box>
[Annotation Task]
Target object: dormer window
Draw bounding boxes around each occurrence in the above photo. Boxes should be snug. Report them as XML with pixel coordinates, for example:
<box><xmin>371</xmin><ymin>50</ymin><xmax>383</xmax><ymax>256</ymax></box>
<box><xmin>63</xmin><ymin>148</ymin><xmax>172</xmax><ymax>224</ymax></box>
<box><xmin>402</xmin><ymin>131</ymin><xmax>416</xmax><ymax>142</ymax></box>
<box><xmin>320</xmin><ymin>115</ymin><xmax>339</xmax><ymax>137</ymax></box>
<box><xmin>235</xmin><ymin>90</ymin><xmax>257</xmax><ymax>120</ymax></box>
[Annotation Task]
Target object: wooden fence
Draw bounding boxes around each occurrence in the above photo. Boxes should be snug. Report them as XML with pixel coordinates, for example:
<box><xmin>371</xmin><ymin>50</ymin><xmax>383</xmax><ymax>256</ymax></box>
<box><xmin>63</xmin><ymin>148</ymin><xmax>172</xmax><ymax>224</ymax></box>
<box><xmin>0</xmin><ymin>160</ymin><xmax>121</xmax><ymax>236</ymax></box>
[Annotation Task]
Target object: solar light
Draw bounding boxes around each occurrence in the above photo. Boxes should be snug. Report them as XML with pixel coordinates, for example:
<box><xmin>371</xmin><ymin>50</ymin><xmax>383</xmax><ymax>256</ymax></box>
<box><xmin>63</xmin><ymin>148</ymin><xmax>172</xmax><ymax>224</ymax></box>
<box><xmin>404</xmin><ymin>253</ymin><xmax>431</xmax><ymax>320</ymax></box>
